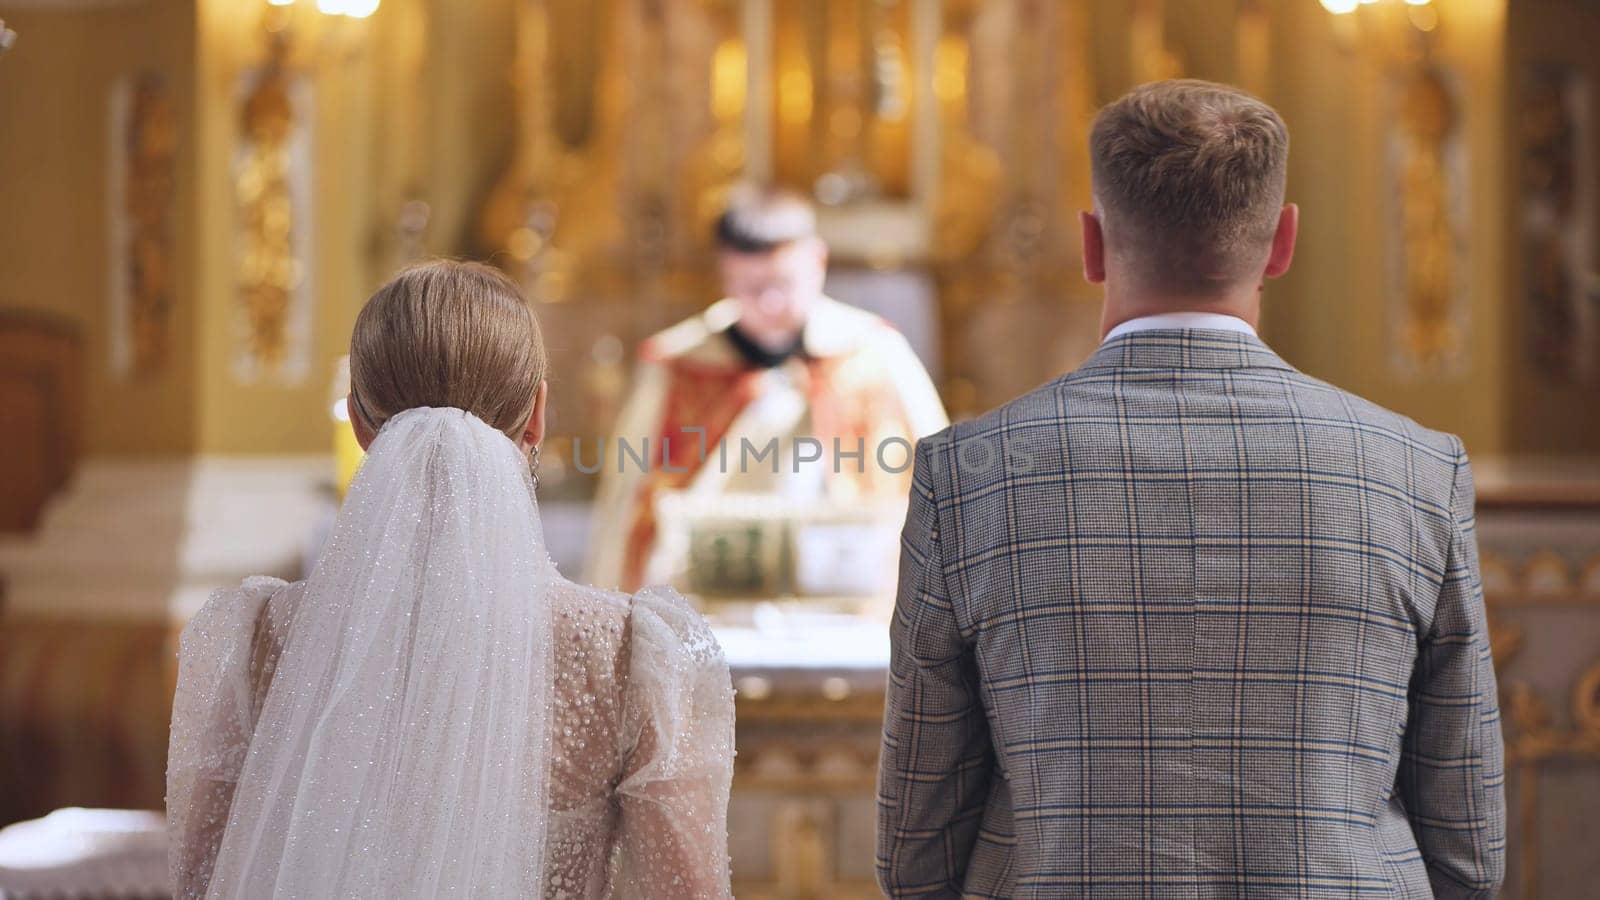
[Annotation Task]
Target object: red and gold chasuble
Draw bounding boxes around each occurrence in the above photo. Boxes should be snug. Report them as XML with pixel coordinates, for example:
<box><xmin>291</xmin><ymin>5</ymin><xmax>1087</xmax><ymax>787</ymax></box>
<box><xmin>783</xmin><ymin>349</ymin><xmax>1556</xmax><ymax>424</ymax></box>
<box><xmin>586</xmin><ymin>297</ymin><xmax>948</xmax><ymax>593</ymax></box>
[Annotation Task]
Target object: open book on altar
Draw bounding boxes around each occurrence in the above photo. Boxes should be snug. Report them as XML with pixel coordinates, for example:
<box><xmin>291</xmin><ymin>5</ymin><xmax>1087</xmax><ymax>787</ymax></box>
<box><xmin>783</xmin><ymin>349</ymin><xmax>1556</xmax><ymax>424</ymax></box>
<box><xmin>644</xmin><ymin>490</ymin><xmax>905</xmax><ymax>609</ymax></box>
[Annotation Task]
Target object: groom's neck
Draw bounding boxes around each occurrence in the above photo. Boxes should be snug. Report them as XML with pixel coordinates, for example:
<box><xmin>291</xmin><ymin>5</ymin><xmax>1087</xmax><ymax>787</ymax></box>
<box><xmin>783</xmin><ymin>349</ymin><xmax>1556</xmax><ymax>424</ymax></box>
<box><xmin>1097</xmin><ymin>284</ymin><xmax>1262</xmax><ymax>340</ymax></box>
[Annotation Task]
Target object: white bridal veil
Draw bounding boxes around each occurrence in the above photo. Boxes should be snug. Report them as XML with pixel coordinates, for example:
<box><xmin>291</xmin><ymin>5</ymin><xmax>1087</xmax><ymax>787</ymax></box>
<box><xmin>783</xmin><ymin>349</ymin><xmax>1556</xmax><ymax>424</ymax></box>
<box><xmin>171</xmin><ymin>407</ymin><xmax>556</xmax><ymax>898</ymax></box>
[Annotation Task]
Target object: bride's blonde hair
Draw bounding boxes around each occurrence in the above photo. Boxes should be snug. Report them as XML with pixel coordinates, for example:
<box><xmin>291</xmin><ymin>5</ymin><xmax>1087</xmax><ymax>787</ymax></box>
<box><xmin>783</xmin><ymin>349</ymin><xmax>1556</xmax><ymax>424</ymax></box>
<box><xmin>349</xmin><ymin>259</ymin><xmax>546</xmax><ymax>441</ymax></box>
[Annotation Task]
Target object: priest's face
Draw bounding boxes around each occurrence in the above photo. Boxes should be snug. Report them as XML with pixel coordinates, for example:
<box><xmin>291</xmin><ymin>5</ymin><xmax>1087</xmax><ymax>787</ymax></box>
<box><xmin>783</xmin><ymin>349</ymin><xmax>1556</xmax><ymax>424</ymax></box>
<box><xmin>721</xmin><ymin>238</ymin><xmax>828</xmax><ymax>350</ymax></box>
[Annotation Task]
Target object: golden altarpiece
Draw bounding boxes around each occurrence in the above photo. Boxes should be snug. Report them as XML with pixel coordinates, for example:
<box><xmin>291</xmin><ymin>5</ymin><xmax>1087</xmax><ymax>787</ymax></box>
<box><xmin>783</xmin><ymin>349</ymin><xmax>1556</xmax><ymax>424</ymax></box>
<box><xmin>456</xmin><ymin>2</ymin><xmax>1600</xmax><ymax>897</ymax></box>
<box><xmin>468</xmin><ymin>2</ymin><xmax>1119</xmax><ymax>894</ymax></box>
<box><xmin>1</xmin><ymin>1</ymin><xmax>1599</xmax><ymax>898</ymax></box>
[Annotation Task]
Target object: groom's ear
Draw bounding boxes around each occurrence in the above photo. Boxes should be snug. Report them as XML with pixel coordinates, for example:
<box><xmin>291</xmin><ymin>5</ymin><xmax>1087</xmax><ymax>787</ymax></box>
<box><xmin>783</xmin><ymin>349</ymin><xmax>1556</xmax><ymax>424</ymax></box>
<box><xmin>522</xmin><ymin>380</ymin><xmax>549</xmax><ymax>450</ymax></box>
<box><xmin>1080</xmin><ymin>210</ymin><xmax>1106</xmax><ymax>285</ymax></box>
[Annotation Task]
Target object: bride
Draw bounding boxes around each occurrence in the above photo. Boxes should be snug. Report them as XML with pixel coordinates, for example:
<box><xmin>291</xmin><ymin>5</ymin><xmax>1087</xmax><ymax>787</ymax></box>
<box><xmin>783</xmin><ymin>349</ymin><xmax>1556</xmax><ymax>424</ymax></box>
<box><xmin>167</xmin><ymin>261</ymin><xmax>735</xmax><ymax>899</ymax></box>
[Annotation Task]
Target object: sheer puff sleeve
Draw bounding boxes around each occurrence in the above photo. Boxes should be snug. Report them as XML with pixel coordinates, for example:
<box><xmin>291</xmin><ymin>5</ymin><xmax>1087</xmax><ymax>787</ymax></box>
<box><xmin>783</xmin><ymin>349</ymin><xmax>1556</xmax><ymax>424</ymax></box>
<box><xmin>166</xmin><ymin>576</ymin><xmax>290</xmax><ymax>900</ymax></box>
<box><xmin>612</xmin><ymin>585</ymin><xmax>736</xmax><ymax>899</ymax></box>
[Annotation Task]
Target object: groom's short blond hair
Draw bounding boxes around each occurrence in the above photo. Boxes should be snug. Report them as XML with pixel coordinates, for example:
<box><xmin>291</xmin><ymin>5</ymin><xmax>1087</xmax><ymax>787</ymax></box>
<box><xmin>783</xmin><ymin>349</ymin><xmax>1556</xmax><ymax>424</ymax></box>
<box><xmin>1090</xmin><ymin>79</ymin><xmax>1289</xmax><ymax>294</ymax></box>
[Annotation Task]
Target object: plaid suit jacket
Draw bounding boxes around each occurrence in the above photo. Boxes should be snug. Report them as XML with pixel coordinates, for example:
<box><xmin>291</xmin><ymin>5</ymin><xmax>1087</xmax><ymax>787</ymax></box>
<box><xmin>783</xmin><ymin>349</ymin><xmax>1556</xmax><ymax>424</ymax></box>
<box><xmin>877</xmin><ymin>330</ymin><xmax>1505</xmax><ymax>899</ymax></box>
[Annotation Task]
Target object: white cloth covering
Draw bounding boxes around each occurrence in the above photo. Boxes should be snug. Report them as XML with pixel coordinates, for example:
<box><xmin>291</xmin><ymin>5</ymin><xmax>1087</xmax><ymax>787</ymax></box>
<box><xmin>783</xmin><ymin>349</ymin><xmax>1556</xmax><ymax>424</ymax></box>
<box><xmin>0</xmin><ymin>808</ymin><xmax>168</xmax><ymax>900</ymax></box>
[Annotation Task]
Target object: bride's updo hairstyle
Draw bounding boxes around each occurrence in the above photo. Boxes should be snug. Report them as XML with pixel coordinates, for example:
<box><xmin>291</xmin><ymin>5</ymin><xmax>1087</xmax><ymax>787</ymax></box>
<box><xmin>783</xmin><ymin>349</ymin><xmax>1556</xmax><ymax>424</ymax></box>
<box><xmin>349</xmin><ymin>259</ymin><xmax>547</xmax><ymax>441</ymax></box>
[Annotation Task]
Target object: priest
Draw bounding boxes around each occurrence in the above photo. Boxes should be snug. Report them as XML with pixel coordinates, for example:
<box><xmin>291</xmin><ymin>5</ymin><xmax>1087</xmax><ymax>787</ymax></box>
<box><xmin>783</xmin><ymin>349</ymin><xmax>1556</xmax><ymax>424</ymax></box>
<box><xmin>585</xmin><ymin>187</ymin><xmax>948</xmax><ymax>592</ymax></box>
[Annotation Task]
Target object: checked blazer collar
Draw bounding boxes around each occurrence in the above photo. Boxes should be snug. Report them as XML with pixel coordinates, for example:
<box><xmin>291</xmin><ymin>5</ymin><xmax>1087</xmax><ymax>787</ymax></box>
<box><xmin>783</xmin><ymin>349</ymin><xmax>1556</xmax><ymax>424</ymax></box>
<box><xmin>1077</xmin><ymin>327</ymin><xmax>1300</xmax><ymax>374</ymax></box>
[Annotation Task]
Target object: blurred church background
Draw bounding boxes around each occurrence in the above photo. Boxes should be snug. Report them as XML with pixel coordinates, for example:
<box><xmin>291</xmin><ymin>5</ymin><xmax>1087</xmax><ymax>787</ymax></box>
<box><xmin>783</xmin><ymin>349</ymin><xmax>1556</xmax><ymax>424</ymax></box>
<box><xmin>1</xmin><ymin>0</ymin><xmax>1598</xmax><ymax>897</ymax></box>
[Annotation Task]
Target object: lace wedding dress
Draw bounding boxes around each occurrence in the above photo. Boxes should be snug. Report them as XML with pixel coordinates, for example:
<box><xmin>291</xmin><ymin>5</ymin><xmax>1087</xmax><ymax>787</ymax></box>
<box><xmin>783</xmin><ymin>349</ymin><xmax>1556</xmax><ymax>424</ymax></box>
<box><xmin>167</xmin><ymin>408</ymin><xmax>735</xmax><ymax>899</ymax></box>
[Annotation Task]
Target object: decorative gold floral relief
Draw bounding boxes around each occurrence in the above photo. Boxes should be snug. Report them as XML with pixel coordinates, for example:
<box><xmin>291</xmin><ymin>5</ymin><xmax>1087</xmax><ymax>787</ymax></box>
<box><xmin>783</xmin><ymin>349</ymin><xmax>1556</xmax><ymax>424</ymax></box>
<box><xmin>119</xmin><ymin>73</ymin><xmax>178</xmax><ymax>379</ymax></box>
<box><xmin>234</xmin><ymin>34</ymin><xmax>309</xmax><ymax>384</ymax></box>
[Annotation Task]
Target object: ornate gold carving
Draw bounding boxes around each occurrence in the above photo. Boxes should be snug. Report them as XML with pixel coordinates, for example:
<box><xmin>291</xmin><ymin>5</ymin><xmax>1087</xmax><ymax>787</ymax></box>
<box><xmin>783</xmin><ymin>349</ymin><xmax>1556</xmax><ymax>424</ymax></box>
<box><xmin>736</xmin><ymin>688</ymin><xmax>887</xmax><ymax>727</ymax></box>
<box><xmin>930</xmin><ymin>0</ymin><xmax>1105</xmax><ymax>417</ymax></box>
<box><xmin>733</xmin><ymin>676</ymin><xmax>884</xmax><ymax>898</ymax></box>
<box><xmin>1326</xmin><ymin>6</ymin><xmax>1468</xmax><ymax>377</ymax></box>
<box><xmin>122</xmin><ymin>73</ymin><xmax>178</xmax><ymax>379</ymax></box>
<box><xmin>482</xmin><ymin>0</ymin><xmax>742</xmax><ymax>284</ymax></box>
<box><xmin>734</xmin><ymin>685</ymin><xmax>883</xmax><ymax>792</ymax></box>
<box><xmin>1481</xmin><ymin>549</ymin><xmax>1518</xmax><ymax>597</ymax></box>
<box><xmin>1523</xmin><ymin>549</ymin><xmax>1576</xmax><ymax>595</ymax></box>
<box><xmin>1482</xmin><ymin>544</ymin><xmax>1600</xmax><ymax>608</ymax></box>
<box><xmin>1390</xmin><ymin>64</ymin><xmax>1465</xmax><ymax>374</ymax></box>
<box><xmin>928</xmin><ymin>0</ymin><xmax>999</xmax><ymax>263</ymax></box>
<box><xmin>481</xmin><ymin>0</ymin><xmax>605</xmax><ymax>294</ymax></box>
<box><xmin>1501</xmin><ymin>658</ymin><xmax>1600</xmax><ymax>900</ymax></box>
<box><xmin>1487</xmin><ymin>611</ymin><xmax>1523</xmax><ymax>669</ymax></box>
<box><xmin>1572</xmin><ymin>662</ymin><xmax>1600</xmax><ymax>736</ymax></box>
<box><xmin>1496</xmin><ymin>560</ymin><xmax>1600</xmax><ymax>900</ymax></box>
<box><xmin>235</xmin><ymin>33</ymin><xmax>306</xmax><ymax>381</ymax></box>
<box><xmin>769</xmin><ymin>0</ymin><xmax>914</xmax><ymax>203</ymax></box>
<box><xmin>1482</xmin><ymin>510</ymin><xmax>1600</xmax><ymax>898</ymax></box>
<box><xmin>1582</xmin><ymin>554</ymin><xmax>1600</xmax><ymax>595</ymax></box>
<box><xmin>1504</xmin><ymin>650</ymin><xmax>1600</xmax><ymax>755</ymax></box>
<box><xmin>1519</xmin><ymin>66</ymin><xmax>1595</xmax><ymax>384</ymax></box>
<box><xmin>479</xmin><ymin>0</ymin><xmax>744</xmax><ymax>465</ymax></box>
<box><xmin>773</xmin><ymin>801</ymin><xmax>832</xmax><ymax>898</ymax></box>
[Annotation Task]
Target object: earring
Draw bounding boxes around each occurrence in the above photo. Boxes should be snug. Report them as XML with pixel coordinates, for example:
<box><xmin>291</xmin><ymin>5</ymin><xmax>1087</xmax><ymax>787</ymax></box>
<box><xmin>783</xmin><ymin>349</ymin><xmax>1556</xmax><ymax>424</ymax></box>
<box><xmin>529</xmin><ymin>443</ymin><xmax>542</xmax><ymax>491</ymax></box>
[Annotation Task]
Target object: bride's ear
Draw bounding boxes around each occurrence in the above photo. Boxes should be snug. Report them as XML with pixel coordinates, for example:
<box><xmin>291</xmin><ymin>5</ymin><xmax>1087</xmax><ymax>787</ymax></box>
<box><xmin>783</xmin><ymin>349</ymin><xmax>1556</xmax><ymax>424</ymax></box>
<box><xmin>521</xmin><ymin>380</ymin><xmax>549</xmax><ymax>451</ymax></box>
<box><xmin>349</xmin><ymin>395</ymin><xmax>378</xmax><ymax>451</ymax></box>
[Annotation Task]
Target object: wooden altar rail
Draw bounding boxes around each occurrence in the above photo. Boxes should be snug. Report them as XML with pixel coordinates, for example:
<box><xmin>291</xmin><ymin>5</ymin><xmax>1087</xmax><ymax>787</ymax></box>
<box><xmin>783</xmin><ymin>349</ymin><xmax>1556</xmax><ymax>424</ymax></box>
<box><xmin>0</xmin><ymin>310</ymin><xmax>83</xmax><ymax>535</ymax></box>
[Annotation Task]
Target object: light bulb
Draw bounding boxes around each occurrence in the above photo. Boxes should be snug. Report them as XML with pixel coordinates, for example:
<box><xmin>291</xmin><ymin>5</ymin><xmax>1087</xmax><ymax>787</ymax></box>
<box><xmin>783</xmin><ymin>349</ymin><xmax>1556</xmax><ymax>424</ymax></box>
<box><xmin>1320</xmin><ymin>0</ymin><xmax>1360</xmax><ymax>13</ymax></box>
<box><xmin>344</xmin><ymin>0</ymin><xmax>380</xmax><ymax>18</ymax></box>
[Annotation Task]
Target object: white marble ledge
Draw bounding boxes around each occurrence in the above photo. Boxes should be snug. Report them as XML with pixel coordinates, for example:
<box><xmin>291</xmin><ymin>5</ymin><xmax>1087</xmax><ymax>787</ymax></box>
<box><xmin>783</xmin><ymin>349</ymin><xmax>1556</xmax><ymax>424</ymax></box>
<box><xmin>712</xmin><ymin>605</ymin><xmax>892</xmax><ymax>695</ymax></box>
<box><xmin>0</xmin><ymin>456</ymin><xmax>336</xmax><ymax>621</ymax></box>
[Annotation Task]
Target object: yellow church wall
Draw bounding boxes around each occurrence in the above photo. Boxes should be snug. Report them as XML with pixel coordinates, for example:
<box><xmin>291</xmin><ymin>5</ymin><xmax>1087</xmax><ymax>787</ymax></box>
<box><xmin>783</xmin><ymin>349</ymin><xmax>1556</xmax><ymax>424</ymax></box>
<box><xmin>1260</xmin><ymin>0</ymin><xmax>1510</xmax><ymax>458</ymax></box>
<box><xmin>1085</xmin><ymin>0</ymin><xmax>1136</xmax><ymax>97</ymax></box>
<box><xmin>192</xmin><ymin>0</ymin><xmax>371</xmax><ymax>455</ymax></box>
<box><xmin>0</xmin><ymin>1</ymin><xmax>200</xmax><ymax>457</ymax></box>
<box><xmin>0</xmin><ymin>1</ymin><xmax>519</xmax><ymax>459</ymax></box>
<box><xmin>410</xmin><ymin>0</ymin><xmax>518</xmax><ymax>261</ymax></box>
<box><xmin>190</xmin><ymin>0</ymin><xmax>518</xmax><ymax>455</ymax></box>
<box><xmin>1068</xmin><ymin>0</ymin><xmax>1517</xmax><ymax>457</ymax></box>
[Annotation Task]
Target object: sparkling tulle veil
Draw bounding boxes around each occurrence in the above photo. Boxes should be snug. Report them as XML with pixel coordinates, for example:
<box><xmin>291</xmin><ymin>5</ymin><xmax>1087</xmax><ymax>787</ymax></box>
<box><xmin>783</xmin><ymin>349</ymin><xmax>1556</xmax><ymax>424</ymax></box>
<box><xmin>192</xmin><ymin>407</ymin><xmax>555</xmax><ymax>898</ymax></box>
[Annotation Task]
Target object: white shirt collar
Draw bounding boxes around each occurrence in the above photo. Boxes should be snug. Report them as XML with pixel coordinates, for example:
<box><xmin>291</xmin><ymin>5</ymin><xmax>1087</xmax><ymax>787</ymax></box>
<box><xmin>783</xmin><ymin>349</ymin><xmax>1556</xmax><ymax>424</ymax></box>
<box><xmin>1102</xmin><ymin>312</ymin><xmax>1258</xmax><ymax>344</ymax></box>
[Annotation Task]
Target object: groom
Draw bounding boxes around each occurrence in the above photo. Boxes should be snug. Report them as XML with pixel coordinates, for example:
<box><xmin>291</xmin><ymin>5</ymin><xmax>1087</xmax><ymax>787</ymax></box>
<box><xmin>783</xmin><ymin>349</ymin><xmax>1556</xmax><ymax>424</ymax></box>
<box><xmin>876</xmin><ymin>80</ymin><xmax>1504</xmax><ymax>898</ymax></box>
